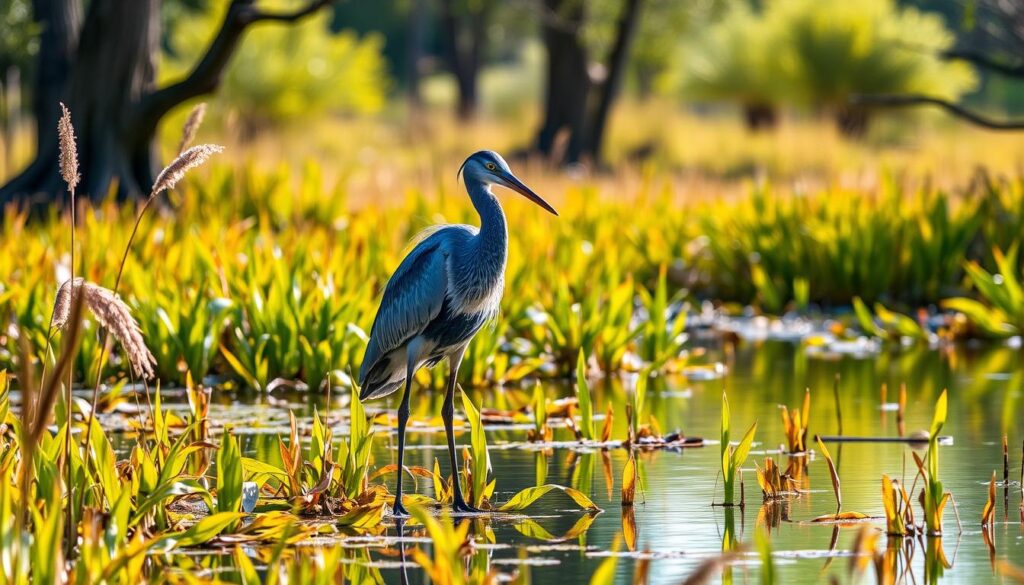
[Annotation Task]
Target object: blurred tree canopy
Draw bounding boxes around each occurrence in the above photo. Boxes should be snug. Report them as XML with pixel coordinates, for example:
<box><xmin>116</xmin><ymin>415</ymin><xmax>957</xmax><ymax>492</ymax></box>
<box><xmin>684</xmin><ymin>0</ymin><xmax>978</xmax><ymax>134</ymax></box>
<box><xmin>165</xmin><ymin>1</ymin><xmax>390</xmax><ymax>130</ymax></box>
<box><xmin>3</xmin><ymin>0</ymin><xmax>1021</xmax><ymax>203</ymax></box>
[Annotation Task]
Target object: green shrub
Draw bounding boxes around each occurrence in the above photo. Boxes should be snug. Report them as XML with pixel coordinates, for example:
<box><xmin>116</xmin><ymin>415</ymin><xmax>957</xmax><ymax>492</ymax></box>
<box><xmin>164</xmin><ymin>2</ymin><xmax>390</xmax><ymax>127</ymax></box>
<box><xmin>684</xmin><ymin>0</ymin><xmax>977</xmax><ymax>131</ymax></box>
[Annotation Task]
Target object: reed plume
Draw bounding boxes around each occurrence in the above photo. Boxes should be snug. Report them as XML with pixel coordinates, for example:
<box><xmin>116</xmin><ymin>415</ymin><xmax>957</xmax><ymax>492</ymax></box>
<box><xmin>151</xmin><ymin>144</ymin><xmax>223</xmax><ymax>197</ymax></box>
<box><xmin>57</xmin><ymin>103</ymin><xmax>79</xmax><ymax>192</ymax></box>
<box><xmin>53</xmin><ymin>278</ymin><xmax>156</xmax><ymax>379</ymax></box>
<box><xmin>177</xmin><ymin>103</ymin><xmax>207</xmax><ymax>155</ymax></box>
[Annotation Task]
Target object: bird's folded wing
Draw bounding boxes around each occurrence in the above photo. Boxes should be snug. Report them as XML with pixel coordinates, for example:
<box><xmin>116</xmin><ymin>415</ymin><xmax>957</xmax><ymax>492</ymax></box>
<box><xmin>360</xmin><ymin>239</ymin><xmax>449</xmax><ymax>381</ymax></box>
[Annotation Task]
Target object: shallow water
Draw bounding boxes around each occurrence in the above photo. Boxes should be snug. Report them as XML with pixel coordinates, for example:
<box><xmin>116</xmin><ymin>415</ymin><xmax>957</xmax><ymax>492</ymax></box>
<box><xmin>147</xmin><ymin>339</ymin><xmax>1023</xmax><ymax>584</ymax></box>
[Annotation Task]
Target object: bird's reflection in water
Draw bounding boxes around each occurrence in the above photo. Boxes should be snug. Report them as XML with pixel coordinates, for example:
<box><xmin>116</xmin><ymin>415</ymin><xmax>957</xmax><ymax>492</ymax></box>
<box><xmin>394</xmin><ymin>518</ymin><xmax>410</xmax><ymax>585</ymax></box>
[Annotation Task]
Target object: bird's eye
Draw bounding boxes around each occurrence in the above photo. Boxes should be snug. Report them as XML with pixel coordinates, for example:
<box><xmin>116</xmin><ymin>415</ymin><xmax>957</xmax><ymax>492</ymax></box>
<box><xmin>485</xmin><ymin>163</ymin><xmax>497</xmax><ymax>171</ymax></box>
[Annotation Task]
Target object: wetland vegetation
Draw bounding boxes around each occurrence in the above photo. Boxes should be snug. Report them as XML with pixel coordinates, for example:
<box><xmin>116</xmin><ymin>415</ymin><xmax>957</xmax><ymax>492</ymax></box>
<box><xmin>2</xmin><ymin>0</ymin><xmax>1024</xmax><ymax>583</ymax></box>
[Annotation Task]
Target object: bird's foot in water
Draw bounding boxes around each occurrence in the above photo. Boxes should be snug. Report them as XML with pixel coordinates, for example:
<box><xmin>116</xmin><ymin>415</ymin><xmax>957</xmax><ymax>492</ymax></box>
<box><xmin>452</xmin><ymin>499</ymin><xmax>484</xmax><ymax>514</ymax></box>
<box><xmin>392</xmin><ymin>498</ymin><xmax>411</xmax><ymax>518</ymax></box>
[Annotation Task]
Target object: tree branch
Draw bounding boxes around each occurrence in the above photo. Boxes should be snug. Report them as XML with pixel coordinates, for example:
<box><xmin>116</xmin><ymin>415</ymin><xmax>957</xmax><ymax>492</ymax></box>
<box><xmin>244</xmin><ymin>0</ymin><xmax>334</xmax><ymax>23</ymax></box>
<box><xmin>851</xmin><ymin>94</ymin><xmax>1024</xmax><ymax>130</ymax></box>
<box><xmin>132</xmin><ymin>0</ymin><xmax>336</xmax><ymax>131</ymax></box>
<box><xmin>941</xmin><ymin>48</ymin><xmax>1024</xmax><ymax>78</ymax></box>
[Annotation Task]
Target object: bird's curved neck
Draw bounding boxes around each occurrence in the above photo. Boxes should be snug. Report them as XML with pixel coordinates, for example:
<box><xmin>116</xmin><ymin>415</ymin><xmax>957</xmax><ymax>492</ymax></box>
<box><xmin>466</xmin><ymin>178</ymin><xmax>507</xmax><ymax>253</ymax></box>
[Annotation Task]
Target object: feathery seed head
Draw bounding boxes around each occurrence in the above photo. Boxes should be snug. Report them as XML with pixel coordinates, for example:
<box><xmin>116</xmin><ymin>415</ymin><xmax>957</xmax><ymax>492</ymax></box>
<box><xmin>53</xmin><ymin>278</ymin><xmax>156</xmax><ymax>379</ymax></box>
<box><xmin>151</xmin><ymin>144</ymin><xmax>224</xmax><ymax>197</ymax></box>
<box><xmin>57</xmin><ymin>103</ymin><xmax>79</xmax><ymax>192</ymax></box>
<box><xmin>177</xmin><ymin>103</ymin><xmax>207</xmax><ymax>155</ymax></box>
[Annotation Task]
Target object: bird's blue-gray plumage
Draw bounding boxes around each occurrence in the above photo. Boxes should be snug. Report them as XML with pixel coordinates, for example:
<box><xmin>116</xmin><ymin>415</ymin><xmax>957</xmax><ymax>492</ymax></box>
<box><xmin>358</xmin><ymin>152</ymin><xmax>514</xmax><ymax>401</ymax></box>
<box><xmin>356</xmin><ymin>150</ymin><xmax>555</xmax><ymax>517</ymax></box>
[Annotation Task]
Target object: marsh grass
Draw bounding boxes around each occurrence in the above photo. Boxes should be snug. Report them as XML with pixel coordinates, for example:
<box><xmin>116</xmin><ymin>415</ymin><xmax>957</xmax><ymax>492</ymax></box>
<box><xmin>755</xmin><ymin>457</ymin><xmax>799</xmax><ymax>501</ymax></box>
<box><xmin>3</xmin><ymin>102</ymin><xmax>1024</xmax><ymax>581</ymax></box>
<box><xmin>911</xmin><ymin>389</ymin><xmax>954</xmax><ymax>535</ymax></box>
<box><xmin>882</xmin><ymin>475</ymin><xmax>916</xmax><ymax>536</ymax></box>
<box><xmin>780</xmin><ymin>388</ymin><xmax>810</xmax><ymax>453</ymax></box>
<box><xmin>719</xmin><ymin>391</ymin><xmax>756</xmax><ymax>507</ymax></box>
<box><xmin>810</xmin><ymin>436</ymin><xmax>868</xmax><ymax>522</ymax></box>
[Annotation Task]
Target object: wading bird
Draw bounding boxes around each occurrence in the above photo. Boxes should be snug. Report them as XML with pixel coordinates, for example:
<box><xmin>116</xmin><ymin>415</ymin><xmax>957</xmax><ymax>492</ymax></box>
<box><xmin>358</xmin><ymin>151</ymin><xmax>557</xmax><ymax>516</ymax></box>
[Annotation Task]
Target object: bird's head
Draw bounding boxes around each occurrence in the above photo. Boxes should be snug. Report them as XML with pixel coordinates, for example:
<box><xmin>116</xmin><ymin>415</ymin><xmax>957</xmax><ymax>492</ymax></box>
<box><xmin>458</xmin><ymin>150</ymin><xmax>557</xmax><ymax>216</ymax></box>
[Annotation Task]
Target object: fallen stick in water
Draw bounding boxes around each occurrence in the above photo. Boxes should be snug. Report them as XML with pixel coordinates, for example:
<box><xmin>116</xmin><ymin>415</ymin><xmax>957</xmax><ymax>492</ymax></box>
<box><xmin>815</xmin><ymin>433</ymin><xmax>953</xmax><ymax>445</ymax></box>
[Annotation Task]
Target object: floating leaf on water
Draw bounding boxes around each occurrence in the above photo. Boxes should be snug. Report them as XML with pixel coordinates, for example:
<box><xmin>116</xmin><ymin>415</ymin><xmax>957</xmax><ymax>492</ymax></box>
<box><xmin>810</xmin><ymin>511</ymin><xmax>870</xmax><ymax>523</ymax></box>
<box><xmin>498</xmin><ymin>484</ymin><xmax>600</xmax><ymax>512</ymax></box>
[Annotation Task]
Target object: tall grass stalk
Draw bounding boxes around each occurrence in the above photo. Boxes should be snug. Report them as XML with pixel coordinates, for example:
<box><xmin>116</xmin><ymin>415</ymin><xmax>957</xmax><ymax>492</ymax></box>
<box><xmin>57</xmin><ymin>102</ymin><xmax>79</xmax><ymax>552</ymax></box>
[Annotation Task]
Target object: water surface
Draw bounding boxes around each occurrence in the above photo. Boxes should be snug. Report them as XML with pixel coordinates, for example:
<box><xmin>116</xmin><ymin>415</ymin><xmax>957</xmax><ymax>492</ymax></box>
<box><xmin>154</xmin><ymin>339</ymin><xmax>1023</xmax><ymax>584</ymax></box>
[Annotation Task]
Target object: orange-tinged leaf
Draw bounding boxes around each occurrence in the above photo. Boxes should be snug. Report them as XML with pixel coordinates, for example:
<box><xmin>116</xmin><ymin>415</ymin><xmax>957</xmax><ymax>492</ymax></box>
<box><xmin>982</xmin><ymin>471</ymin><xmax>997</xmax><ymax>527</ymax></box>
<box><xmin>810</xmin><ymin>511</ymin><xmax>870</xmax><ymax>523</ymax></box>
<box><xmin>622</xmin><ymin>454</ymin><xmax>637</xmax><ymax>505</ymax></box>
<box><xmin>600</xmin><ymin>402</ymin><xmax>614</xmax><ymax>443</ymax></box>
<box><xmin>816</xmin><ymin>436</ymin><xmax>841</xmax><ymax>515</ymax></box>
<box><xmin>497</xmin><ymin>484</ymin><xmax>599</xmax><ymax>512</ymax></box>
<box><xmin>622</xmin><ymin>506</ymin><xmax>637</xmax><ymax>551</ymax></box>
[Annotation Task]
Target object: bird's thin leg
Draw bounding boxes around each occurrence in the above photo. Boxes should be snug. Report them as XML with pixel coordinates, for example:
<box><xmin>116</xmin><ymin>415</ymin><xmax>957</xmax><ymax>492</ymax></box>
<box><xmin>393</xmin><ymin>356</ymin><xmax>416</xmax><ymax>518</ymax></box>
<box><xmin>444</xmin><ymin>347</ymin><xmax>480</xmax><ymax>513</ymax></box>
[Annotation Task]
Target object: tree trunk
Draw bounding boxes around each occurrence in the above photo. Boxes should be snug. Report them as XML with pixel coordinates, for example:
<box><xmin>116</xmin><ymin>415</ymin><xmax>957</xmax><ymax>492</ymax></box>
<box><xmin>0</xmin><ymin>0</ymin><xmax>159</xmax><ymax>205</ymax></box>
<box><xmin>743</xmin><ymin>102</ymin><xmax>778</xmax><ymax>131</ymax></box>
<box><xmin>31</xmin><ymin>0</ymin><xmax>82</xmax><ymax>159</ymax></box>
<box><xmin>835</xmin><ymin>105</ymin><xmax>870</xmax><ymax>138</ymax></box>
<box><xmin>2</xmin><ymin>0</ymin><xmax>82</xmax><ymax>204</ymax></box>
<box><xmin>583</xmin><ymin>0</ymin><xmax>642</xmax><ymax>164</ymax></box>
<box><xmin>535</xmin><ymin>0</ymin><xmax>589</xmax><ymax>164</ymax></box>
<box><xmin>406</xmin><ymin>0</ymin><xmax>428</xmax><ymax>108</ymax></box>
<box><xmin>1</xmin><ymin>0</ymin><xmax>336</xmax><ymax>207</ymax></box>
<box><xmin>440</xmin><ymin>0</ymin><xmax>490</xmax><ymax>120</ymax></box>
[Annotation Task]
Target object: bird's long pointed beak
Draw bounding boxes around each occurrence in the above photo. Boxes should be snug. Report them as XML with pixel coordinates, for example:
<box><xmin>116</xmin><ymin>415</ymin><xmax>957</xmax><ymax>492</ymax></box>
<box><xmin>501</xmin><ymin>173</ymin><xmax>558</xmax><ymax>216</ymax></box>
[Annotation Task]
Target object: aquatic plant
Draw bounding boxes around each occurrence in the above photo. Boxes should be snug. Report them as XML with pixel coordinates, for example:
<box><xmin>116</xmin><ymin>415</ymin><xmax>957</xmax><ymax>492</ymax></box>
<box><xmin>574</xmin><ymin>350</ymin><xmax>596</xmax><ymax>441</ymax></box>
<box><xmin>6</xmin><ymin>162</ymin><xmax>1024</xmax><ymax>384</ymax></box>
<box><xmin>460</xmin><ymin>391</ymin><xmax>598</xmax><ymax>513</ymax></box>
<box><xmin>852</xmin><ymin>297</ymin><xmax>928</xmax><ymax>342</ymax></box>
<box><xmin>720</xmin><ymin>391</ymin><xmax>757</xmax><ymax>506</ymax></box>
<box><xmin>780</xmin><ymin>388</ymin><xmax>810</xmax><ymax>453</ymax></box>
<box><xmin>527</xmin><ymin>382</ymin><xmax>552</xmax><ymax>442</ymax></box>
<box><xmin>339</xmin><ymin>386</ymin><xmax>374</xmax><ymax>499</ymax></box>
<box><xmin>755</xmin><ymin>526</ymin><xmax>776</xmax><ymax>585</ymax></box>
<box><xmin>811</xmin><ymin>437</ymin><xmax>867</xmax><ymax>522</ymax></box>
<box><xmin>912</xmin><ymin>389</ymin><xmax>952</xmax><ymax>535</ymax></box>
<box><xmin>216</xmin><ymin>430</ymin><xmax>243</xmax><ymax>532</ymax></box>
<box><xmin>622</xmin><ymin>454</ymin><xmax>638</xmax><ymax>505</ymax></box>
<box><xmin>755</xmin><ymin>457</ymin><xmax>799</xmax><ymax>501</ymax></box>
<box><xmin>981</xmin><ymin>471</ymin><xmax>997</xmax><ymax>529</ymax></box>
<box><xmin>461</xmin><ymin>390</ymin><xmax>495</xmax><ymax>509</ymax></box>
<box><xmin>637</xmin><ymin>266</ymin><xmax>687</xmax><ymax>370</ymax></box>
<box><xmin>882</xmin><ymin>474</ymin><xmax>915</xmax><ymax>536</ymax></box>
<box><xmin>409</xmin><ymin>506</ymin><xmax>472</xmax><ymax>585</ymax></box>
<box><xmin>943</xmin><ymin>246</ymin><xmax>1024</xmax><ymax>337</ymax></box>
